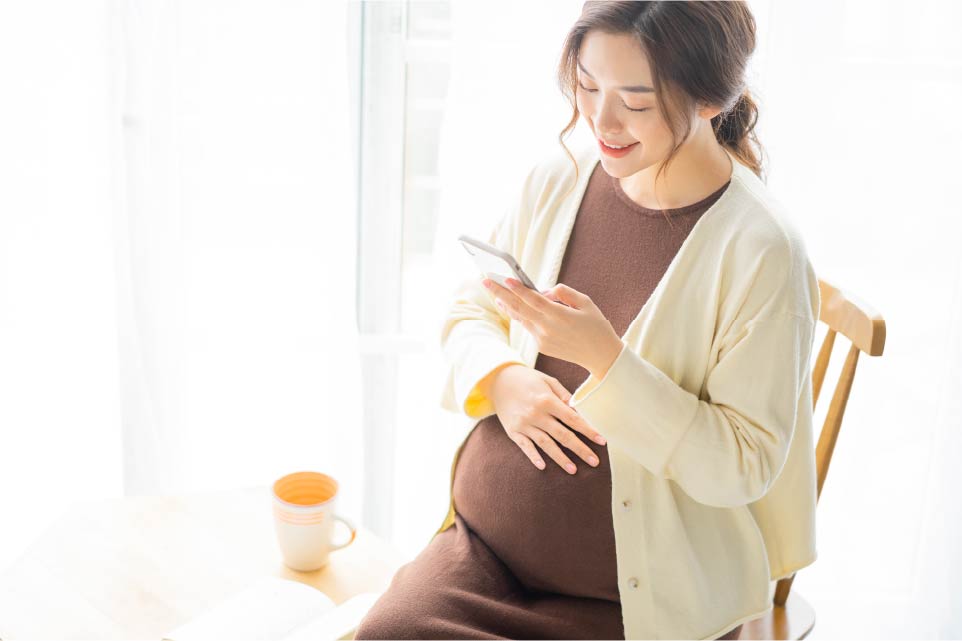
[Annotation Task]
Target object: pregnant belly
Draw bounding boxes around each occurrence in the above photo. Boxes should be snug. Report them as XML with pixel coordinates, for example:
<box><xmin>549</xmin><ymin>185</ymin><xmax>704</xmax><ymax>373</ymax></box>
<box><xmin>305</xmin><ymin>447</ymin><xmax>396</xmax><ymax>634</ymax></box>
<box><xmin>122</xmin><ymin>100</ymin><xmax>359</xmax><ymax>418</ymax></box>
<box><xmin>452</xmin><ymin>414</ymin><xmax>621</xmax><ymax>602</ymax></box>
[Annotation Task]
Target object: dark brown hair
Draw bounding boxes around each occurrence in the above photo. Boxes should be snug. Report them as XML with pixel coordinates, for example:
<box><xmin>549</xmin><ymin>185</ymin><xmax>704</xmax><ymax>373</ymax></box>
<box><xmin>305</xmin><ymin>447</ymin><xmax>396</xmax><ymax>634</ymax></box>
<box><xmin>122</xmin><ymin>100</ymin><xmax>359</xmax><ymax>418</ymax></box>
<box><xmin>556</xmin><ymin>0</ymin><xmax>766</xmax><ymax>200</ymax></box>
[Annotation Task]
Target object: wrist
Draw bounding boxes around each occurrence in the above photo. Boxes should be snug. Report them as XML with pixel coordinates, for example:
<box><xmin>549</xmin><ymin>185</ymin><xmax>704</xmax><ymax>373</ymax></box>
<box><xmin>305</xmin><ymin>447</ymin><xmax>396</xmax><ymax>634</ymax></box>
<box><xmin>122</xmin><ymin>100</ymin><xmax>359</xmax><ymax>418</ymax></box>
<box><xmin>478</xmin><ymin>362</ymin><xmax>525</xmax><ymax>401</ymax></box>
<box><xmin>587</xmin><ymin>334</ymin><xmax>624</xmax><ymax>380</ymax></box>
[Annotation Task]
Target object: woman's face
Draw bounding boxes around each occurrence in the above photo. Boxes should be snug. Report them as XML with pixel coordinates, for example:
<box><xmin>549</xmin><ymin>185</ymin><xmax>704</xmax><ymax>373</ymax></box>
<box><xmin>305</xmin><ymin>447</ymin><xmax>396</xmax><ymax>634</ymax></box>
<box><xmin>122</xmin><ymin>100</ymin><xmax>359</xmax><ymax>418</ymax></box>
<box><xmin>575</xmin><ymin>30</ymin><xmax>683</xmax><ymax>178</ymax></box>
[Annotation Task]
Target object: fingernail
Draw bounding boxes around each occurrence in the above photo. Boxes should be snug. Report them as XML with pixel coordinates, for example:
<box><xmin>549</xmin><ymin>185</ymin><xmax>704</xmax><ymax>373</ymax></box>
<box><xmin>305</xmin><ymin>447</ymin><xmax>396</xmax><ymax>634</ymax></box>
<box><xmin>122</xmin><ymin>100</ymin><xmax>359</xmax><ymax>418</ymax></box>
<box><xmin>535</xmin><ymin>459</ymin><xmax>545</xmax><ymax>469</ymax></box>
<box><xmin>588</xmin><ymin>456</ymin><xmax>599</xmax><ymax>466</ymax></box>
<box><xmin>566</xmin><ymin>463</ymin><xmax>577</xmax><ymax>474</ymax></box>
<box><xmin>594</xmin><ymin>435</ymin><xmax>607</xmax><ymax>445</ymax></box>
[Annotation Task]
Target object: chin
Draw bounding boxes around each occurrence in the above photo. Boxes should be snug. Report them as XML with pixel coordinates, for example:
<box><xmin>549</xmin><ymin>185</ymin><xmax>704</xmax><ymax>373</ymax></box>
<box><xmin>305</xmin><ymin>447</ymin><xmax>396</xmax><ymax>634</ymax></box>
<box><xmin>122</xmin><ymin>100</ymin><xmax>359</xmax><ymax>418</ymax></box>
<box><xmin>600</xmin><ymin>157</ymin><xmax>648</xmax><ymax>178</ymax></box>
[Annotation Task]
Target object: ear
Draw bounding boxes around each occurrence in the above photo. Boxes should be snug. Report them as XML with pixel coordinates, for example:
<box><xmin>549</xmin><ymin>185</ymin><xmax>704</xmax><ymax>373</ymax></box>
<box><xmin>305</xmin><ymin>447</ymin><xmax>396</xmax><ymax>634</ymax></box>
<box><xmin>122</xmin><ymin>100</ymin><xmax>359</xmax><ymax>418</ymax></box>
<box><xmin>696</xmin><ymin>102</ymin><xmax>724</xmax><ymax>120</ymax></box>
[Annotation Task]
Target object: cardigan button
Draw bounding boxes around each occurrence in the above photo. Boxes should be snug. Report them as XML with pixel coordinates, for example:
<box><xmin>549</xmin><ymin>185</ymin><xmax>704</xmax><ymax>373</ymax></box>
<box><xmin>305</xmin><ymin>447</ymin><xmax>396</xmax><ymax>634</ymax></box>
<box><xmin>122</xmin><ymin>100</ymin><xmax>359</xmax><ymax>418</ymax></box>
<box><xmin>627</xmin><ymin>577</ymin><xmax>639</xmax><ymax>589</ymax></box>
<box><xmin>621</xmin><ymin>499</ymin><xmax>632</xmax><ymax>511</ymax></box>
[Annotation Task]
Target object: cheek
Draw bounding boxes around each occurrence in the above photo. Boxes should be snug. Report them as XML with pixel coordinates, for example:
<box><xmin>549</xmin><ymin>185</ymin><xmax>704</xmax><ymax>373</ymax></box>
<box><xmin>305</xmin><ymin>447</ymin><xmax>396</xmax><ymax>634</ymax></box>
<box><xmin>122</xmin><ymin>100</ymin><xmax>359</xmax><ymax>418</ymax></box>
<box><xmin>643</xmin><ymin>117</ymin><xmax>676</xmax><ymax>150</ymax></box>
<box><xmin>575</xmin><ymin>92</ymin><xmax>591</xmax><ymax>118</ymax></box>
<box><xmin>648</xmin><ymin>109</ymin><xmax>673</xmax><ymax>133</ymax></box>
<box><xmin>630</xmin><ymin>114</ymin><xmax>666</xmax><ymax>143</ymax></box>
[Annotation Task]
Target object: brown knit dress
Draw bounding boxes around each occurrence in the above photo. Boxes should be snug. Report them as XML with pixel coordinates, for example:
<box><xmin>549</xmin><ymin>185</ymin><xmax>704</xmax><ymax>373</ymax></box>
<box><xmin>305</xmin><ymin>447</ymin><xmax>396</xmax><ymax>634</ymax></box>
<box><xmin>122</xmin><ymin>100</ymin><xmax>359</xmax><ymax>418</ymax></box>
<box><xmin>355</xmin><ymin>162</ymin><xmax>740</xmax><ymax>640</ymax></box>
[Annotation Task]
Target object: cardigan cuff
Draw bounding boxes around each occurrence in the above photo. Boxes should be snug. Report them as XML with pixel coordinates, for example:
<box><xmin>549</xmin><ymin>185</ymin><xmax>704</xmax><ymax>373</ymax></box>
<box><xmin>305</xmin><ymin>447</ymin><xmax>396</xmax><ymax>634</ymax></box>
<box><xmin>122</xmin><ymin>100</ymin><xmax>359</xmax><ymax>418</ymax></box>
<box><xmin>440</xmin><ymin>319</ymin><xmax>528</xmax><ymax>419</ymax></box>
<box><xmin>568</xmin><ymin>338</ymin><xmax>699</xmax><ymax>477</ymax></box>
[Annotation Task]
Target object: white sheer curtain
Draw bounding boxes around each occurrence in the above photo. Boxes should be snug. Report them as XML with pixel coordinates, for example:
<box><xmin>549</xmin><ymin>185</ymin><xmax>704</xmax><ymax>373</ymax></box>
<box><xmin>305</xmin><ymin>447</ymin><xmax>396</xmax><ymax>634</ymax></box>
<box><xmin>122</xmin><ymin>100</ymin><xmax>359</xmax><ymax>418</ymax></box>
<box><xmin>430</xmin><ymin>0</ymin><xmax>962</xmax><ymax>638</ymax></box>
<box><xmin>0</xmin><ymin>0</ymin><xmax>362</xmax><ymax>572</ymax></box>
<box><xmin>749</xmin><ymin>1</ymin><xmax>962</xmax><ymax>637</ymax></box>
<box><xmin>0</xmin><ymin>0</ymin><xmax>122</xmax><ymax>573</ymax></box>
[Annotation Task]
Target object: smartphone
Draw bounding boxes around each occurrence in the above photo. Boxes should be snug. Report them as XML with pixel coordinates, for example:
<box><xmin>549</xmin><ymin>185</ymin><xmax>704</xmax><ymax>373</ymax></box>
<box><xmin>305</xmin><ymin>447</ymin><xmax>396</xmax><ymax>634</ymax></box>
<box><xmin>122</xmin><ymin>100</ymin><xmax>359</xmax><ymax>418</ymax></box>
<box><xmin>458</xmin><ymin>234</ymin><xmax>537</xmax><ymax>290</ymax></box>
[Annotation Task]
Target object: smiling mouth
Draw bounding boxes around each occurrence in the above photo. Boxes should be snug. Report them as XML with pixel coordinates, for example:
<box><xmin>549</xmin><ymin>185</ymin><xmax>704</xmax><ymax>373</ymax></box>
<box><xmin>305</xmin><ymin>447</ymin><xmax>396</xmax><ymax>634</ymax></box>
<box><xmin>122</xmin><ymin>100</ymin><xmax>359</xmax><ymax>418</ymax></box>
<box><xmin>598</xmin><ymin>138</ymin><xmax>640</xmax><ymax>156</ymax></box>
<box><xmin>600</xmin><ymin>139</ymin><xmax>637</xmax><ymax>149</ymax></box>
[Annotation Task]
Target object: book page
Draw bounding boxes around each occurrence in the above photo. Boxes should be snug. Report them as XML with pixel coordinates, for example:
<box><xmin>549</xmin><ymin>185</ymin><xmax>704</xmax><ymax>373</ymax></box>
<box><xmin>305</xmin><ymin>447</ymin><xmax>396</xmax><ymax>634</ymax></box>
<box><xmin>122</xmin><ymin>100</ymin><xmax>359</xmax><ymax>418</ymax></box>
<box><xmin>162</xmin><ymin>576</ymin><xmax>334</xmax><ymax>641</ymax></box>
<box><xmin>283</xmin><ymin>592</ymin><xmax>382</xmax><ymax>641</ymax></box>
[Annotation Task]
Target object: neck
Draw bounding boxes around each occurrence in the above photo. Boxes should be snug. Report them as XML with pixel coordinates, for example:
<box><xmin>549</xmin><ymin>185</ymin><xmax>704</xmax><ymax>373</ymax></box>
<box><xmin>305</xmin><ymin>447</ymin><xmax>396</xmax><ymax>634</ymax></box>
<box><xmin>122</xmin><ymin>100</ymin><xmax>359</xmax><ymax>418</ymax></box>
<box><xmin>619</xmin><ymin>132</ymin><xmax>733</xmax><ymax>210</ymax></box>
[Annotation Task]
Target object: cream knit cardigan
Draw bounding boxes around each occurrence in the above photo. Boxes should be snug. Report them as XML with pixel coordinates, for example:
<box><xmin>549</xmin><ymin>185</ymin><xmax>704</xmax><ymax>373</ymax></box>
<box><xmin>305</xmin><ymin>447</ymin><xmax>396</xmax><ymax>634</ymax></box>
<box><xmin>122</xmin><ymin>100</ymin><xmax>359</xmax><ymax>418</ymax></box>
<box><xmin>436</xmin><ymin>140</ymin><xmax>820</xmax><ymax>640</ymax></box>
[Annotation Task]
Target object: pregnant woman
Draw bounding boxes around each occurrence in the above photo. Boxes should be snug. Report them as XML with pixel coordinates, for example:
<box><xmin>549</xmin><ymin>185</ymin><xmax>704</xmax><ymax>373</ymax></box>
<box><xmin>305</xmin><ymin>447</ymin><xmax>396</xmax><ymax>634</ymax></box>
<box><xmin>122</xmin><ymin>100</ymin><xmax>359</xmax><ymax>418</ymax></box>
<box><xmin>356</xmin><ymin>2</ymin><xmax>819</xmax><ymax>639</ymax></box>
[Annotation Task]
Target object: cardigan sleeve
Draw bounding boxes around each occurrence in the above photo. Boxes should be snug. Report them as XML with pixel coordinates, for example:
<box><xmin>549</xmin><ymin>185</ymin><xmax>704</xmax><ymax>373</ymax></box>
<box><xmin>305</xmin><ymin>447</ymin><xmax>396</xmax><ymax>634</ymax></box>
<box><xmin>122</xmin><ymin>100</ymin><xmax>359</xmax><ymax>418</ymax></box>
<box><xmin>436</xmin><ymin>262</ymin><xmax>527</xmax><ymax>419</ymax></box>
<box><xmin>437</xmin><ymin>168</ymin><xmax>539</xmax><ymax>419</ymax></box>
<box><xmin>568</xmin><ymin>311</ymin><xmax>815</xmax><ymax>508</ymax></box>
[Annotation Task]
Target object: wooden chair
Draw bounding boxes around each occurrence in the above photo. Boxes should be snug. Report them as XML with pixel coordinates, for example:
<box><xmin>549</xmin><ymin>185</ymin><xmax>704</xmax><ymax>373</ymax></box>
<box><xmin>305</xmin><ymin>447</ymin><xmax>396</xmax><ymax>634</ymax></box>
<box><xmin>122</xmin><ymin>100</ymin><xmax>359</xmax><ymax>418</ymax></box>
<box><xmin>349</xmin><ymin>278</ymin><xmax>886</xmax><ymax>641</ymax></box>
<box><xmin>739</xmin><ymin>276</ymin><xmax>887</xmax><ymax>640</ymax></box>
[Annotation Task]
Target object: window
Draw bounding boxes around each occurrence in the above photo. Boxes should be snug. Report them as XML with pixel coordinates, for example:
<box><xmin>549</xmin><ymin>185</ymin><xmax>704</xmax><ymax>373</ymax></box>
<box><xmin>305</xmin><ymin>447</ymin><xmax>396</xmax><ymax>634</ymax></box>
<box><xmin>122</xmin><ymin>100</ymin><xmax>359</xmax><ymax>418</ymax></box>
<box><xmin>355</xmin><ymin>0</ymin><xmax>457</xmax><ymax>557</ymax></box>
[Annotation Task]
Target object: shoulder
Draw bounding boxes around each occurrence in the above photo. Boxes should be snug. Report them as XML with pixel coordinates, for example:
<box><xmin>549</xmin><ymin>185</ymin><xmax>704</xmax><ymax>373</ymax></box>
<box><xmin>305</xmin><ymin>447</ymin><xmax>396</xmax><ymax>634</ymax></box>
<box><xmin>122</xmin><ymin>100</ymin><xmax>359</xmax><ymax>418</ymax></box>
<box><xmin>717</xmin><ymin>159</ymin><xmax>820</xmax><ymax>322</ymax></box>
<box><xmin>725</xmin><ymin>163</ymin><xmax>807</xmax><ymax>262</ymax></box>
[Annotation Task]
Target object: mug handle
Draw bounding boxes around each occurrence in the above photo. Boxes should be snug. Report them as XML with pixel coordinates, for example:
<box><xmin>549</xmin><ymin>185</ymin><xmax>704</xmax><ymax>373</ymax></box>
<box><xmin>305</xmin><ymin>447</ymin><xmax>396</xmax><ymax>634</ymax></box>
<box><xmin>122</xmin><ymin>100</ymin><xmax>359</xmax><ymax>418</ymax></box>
<box><xmin>330</xmin><ymin>514</ymin><xmax>357</xmax><ymax>551</ymax></box>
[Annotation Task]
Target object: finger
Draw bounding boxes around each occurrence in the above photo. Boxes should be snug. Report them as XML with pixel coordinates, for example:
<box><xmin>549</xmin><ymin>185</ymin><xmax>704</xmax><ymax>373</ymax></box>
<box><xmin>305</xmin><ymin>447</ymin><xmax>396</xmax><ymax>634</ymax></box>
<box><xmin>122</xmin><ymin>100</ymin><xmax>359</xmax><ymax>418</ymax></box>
<box><xmin>483</xmin><ymin>278</ymin><xmax>523</xmax><ymax>306</ymax></box>
<box><xmin>486</xmin><ymin>282</ymin><xmax>529</xmax><ymax>319</ymax></box>
<box><xmin>555</xmin><ymin>283</ymin><xmax>590</xmax><ymax>308</ymax></box>
<box><xmin>510</xmin><ymin>432</ymin><xmax>546</xmax><ymax>470</ymax></box>
<box><xmin>538</xmin><ymin>285</ymin><xmax>576</xmax><ymax>309</ymax></box>
<box><xmin>538</xmin><ymin>414</ymin><xmax>600</xmax><ymax>468</ymax></box>
<box><xmin>556</xmin><ymin>396</ymin><xmax>607</xmax><ymax>446</ymax></box>
<box><xmin>504</xmin><ymin>277</ymin><xmax>550</xmax><ymax>313</ymax></box>
<box><xmin>541</xmin><ymin>288</ymin><xmax>561</xmax><ymax>302</ymax></box>
<box><xmin>496</xmin><ymin>300</ymin><xmax>536</xmax><ymax>335</ymax></box>
<box><xmin>544</xmin><ymin>376</ymin><xmax>572</xmax><ymax>403</ymax></box>
<box><xmin>522</xmin><ymin>425</ymin><xmax>579</xmax><ymax>475</ymax></box>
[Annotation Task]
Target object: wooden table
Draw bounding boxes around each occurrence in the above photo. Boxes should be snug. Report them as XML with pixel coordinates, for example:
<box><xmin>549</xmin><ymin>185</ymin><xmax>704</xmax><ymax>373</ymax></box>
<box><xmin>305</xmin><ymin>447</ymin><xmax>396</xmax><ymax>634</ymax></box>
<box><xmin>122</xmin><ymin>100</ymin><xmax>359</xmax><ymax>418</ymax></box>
<box><xmin>0</xmin><ymin>486</ymin><xmax>409</xmax><ymax>640</ymax></box>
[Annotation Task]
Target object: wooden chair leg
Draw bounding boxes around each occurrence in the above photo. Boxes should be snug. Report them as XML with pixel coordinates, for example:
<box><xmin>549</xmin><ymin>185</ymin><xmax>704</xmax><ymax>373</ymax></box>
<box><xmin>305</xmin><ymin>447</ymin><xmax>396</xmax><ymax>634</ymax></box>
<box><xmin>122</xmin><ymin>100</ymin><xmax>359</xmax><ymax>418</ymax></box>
<box><xmin>774</xmin><ymin>573</ymin><xmax>795</xmax><ymax>606</ymax></box>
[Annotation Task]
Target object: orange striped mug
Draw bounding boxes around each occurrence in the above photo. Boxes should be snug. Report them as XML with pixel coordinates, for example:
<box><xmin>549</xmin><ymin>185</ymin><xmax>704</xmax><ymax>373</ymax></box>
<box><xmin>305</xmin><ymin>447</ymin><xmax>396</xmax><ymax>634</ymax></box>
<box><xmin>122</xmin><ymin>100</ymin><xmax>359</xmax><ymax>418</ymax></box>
<box><xmin>272</xmin><ymin>471</ymin><xmax>357</xmax><ymax>571</ymax></box>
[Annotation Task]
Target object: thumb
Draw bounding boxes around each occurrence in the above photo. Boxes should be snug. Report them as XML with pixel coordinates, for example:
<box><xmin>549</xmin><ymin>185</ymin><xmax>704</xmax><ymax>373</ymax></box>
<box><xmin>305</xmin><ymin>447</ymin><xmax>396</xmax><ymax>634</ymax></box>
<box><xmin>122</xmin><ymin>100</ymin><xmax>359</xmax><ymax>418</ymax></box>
<box><xmin>545</xmin><ymin>283</ymin><xmax>584</xmax><ymax>308</ymax></box>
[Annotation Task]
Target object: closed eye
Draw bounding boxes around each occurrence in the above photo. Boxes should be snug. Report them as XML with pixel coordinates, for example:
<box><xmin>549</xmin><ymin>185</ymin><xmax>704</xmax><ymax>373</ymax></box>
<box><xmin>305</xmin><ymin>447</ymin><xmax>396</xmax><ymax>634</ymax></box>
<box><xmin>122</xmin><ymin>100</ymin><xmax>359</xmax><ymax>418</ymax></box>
<box><xmin>578</xmin><ymin>81</ymin><xmax>649</xmax><ymax>113</ymax></box>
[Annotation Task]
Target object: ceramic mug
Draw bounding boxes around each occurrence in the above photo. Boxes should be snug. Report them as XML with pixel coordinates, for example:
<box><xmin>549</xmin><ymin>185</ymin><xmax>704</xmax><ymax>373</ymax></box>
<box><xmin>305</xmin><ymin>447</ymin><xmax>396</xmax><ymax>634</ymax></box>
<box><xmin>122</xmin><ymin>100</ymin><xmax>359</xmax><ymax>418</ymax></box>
<box><xmin>272</xmin><ymin>471</ymin><xmax>357</xmax><ymax>571</ymax></box>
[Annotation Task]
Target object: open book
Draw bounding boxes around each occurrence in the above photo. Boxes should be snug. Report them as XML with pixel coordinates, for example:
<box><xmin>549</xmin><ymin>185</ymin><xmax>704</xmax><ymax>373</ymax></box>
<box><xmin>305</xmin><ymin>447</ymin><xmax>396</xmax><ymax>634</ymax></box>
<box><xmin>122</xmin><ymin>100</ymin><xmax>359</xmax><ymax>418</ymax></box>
<box><xmin>161</xmin><ymin>575</ymin><xmax>382</xmax><ymax>641</ymax></box>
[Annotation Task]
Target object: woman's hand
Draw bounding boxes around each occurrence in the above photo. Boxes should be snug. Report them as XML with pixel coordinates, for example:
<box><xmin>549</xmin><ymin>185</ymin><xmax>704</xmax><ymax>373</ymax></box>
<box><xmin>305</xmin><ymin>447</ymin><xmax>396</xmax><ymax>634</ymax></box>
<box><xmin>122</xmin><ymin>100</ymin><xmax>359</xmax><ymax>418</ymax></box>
<box><xmin>482</xmin><ymin>277</ymin><xmax>623</xmax><ymax>379</ymax></box>
<box><xmin>485</xmin><ymin>363</ymin><xmax>608</xmax><ymax>474</ymax></box>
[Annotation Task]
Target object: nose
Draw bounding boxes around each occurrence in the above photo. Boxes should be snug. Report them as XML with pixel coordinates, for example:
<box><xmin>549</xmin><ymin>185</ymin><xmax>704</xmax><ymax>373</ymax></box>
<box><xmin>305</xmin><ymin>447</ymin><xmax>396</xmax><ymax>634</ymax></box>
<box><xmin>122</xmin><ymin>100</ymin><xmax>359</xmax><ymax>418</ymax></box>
<box><xmin>593</xmin><ymin>98</ymin><xmax>623</xmax><ymax>140</ymax></box>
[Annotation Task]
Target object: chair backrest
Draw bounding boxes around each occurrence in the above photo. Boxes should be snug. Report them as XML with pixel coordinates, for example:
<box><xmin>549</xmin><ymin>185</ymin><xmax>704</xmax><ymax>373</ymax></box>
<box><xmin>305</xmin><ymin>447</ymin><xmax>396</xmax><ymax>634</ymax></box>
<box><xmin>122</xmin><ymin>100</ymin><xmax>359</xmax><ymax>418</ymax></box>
<box><xmin>772</xmin><ymin>276</ymin><xmax>887</xmax><ymax>607</ymax></box>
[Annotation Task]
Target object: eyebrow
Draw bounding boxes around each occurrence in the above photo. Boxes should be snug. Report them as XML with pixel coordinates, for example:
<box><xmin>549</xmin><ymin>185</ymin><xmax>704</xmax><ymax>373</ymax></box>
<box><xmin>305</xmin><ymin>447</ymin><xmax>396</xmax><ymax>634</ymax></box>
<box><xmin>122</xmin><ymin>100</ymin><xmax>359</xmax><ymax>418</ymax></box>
<box><xmin>577</xmin><ymin>59</ymin><xmax>654</xmax><ymax>93</ymax></box>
